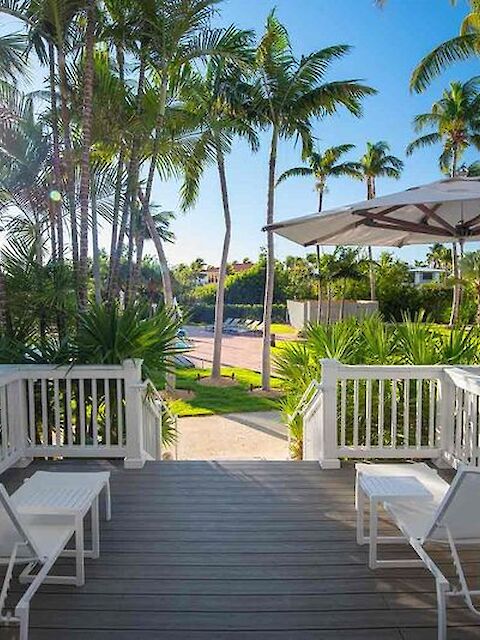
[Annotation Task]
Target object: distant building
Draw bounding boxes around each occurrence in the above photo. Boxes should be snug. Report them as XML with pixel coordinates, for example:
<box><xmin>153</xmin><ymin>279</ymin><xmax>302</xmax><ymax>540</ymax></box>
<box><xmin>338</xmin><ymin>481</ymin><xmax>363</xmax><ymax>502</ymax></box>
<box><xmin>200</xmin><ymin>261</ymin><xmax>253</xmax><ymax>285</ymax></box>
<box><xmin>409</xmin><ymin>267</ymin><xmax>445</xmax><ymax>286</ymax></box>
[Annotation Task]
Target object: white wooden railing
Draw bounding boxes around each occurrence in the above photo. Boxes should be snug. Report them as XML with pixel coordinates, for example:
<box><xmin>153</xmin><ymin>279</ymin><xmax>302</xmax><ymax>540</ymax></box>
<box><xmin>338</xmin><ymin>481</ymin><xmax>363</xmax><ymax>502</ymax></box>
<box><xmin>301</xmin><ymin>359</ymin><xmax>480</xmax><ymax>469</ymax></box>
<box><xmin>0</xmin><ymin>359</ymin><xmax>172</xmax><ymax>474</ymax></box>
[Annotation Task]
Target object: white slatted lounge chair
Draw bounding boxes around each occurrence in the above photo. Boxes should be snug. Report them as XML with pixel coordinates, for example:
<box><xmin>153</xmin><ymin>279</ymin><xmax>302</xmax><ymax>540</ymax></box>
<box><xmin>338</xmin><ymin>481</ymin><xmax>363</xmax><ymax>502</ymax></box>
<box><xmin>379</xmin><ymin>467</ymin><xmax>480</xmax><ymax>640</ymax></box>
<box><xmin>0</xmin><ymin>484</ymin><xmax>78</xmax><ymax>640</ymax></box>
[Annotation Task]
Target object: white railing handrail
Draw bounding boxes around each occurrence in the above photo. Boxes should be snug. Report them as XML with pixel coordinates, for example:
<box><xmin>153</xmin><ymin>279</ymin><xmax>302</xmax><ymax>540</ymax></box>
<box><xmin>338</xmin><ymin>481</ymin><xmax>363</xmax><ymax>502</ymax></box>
<box><xmin>288</xmin><ymin>379</ymin><xmax>322</xmax><ymax>424</ymax></box>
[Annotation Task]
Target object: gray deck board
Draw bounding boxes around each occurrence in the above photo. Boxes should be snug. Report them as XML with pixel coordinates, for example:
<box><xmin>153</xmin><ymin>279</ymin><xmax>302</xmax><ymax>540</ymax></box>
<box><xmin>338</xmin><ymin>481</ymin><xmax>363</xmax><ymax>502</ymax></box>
<box><xmin>0</xmin><ymin>459</ymin><xmax>479</xmax><ymax>639</ymax></box>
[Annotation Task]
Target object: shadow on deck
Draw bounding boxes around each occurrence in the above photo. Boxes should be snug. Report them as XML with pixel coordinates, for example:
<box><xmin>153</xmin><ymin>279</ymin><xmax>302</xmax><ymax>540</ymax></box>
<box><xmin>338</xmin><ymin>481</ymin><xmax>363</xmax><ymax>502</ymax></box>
<box><xmin>0</xmin><ymin>459</ymin><xmax>480</xmax><ymax>639</ymax></box>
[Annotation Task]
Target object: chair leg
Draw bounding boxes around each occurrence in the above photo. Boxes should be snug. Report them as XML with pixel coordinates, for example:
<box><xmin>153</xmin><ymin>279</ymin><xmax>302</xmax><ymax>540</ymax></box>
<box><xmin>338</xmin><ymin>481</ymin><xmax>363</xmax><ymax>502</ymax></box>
<box><xmin>75</xmin><ymin>515</ymin><xmax>85</xmax><ymax>587</ymax></box>
<box><xmin>105</xmin><ymin>482</ymin><xmax>111</xmax><ymax>521</ymax></box>
<box><xmin>436</xmin><ymin>580</ymin><xmax>448</xmax><ymax>640</ymax></box>
<box><xmin>91</xmin><ymin>496</ymin><xmax>100</xmax><ymax>559</ymax></box>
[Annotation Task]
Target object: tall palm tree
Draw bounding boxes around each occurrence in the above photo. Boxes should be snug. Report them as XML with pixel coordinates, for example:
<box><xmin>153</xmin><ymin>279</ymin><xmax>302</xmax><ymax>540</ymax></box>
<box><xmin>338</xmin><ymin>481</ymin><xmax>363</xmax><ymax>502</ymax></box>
<box><xmin>406</xmin><ymin>79</ymin><xmax>480</xmax><ymax>325</ymax></box>
<box><xmin>254</xmin><ymin>11</ymin><xmax>375</xmax><ymax>389</ymax></box>
<box><xmin>410</xmin><ymin>0</ymin><xmax>480</xmax><ymax>93</ymax></box>
<box><xmin>186</xmin><ymin>57</ymin><xmax>258</xmax><ymax>380</ymax></box>
<box><xmin>426</xmin><ymin>242</ymin><xmax>452</xmax><ymax>272</ymax></box>
<box><xmin>277</xmin><ymin>144</ymin><xmax>360</xmax><ymax>322</ymax></box>
<box><xmin>78</xmin><ymin>0</ymin><xmax>97</xmax><ymax>308</ymax></box>
<box><xmin>277</xmin><ymin>145</ymin><xmax>360</xmax><ymax>212</ymax></box>
<box><xmin>406</xmin><ymin>79</ymin><xmax>480</xmax><ymax>176</ymax></box>
<box><xmin>356</xmin><ymin>141</ymin><xmax>403</xmax><ymax>301</ymax></box>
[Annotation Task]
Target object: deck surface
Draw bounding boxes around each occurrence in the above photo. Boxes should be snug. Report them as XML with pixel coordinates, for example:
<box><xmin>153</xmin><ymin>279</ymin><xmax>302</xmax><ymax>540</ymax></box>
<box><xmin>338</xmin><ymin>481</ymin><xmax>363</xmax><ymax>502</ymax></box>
<box><xmin>1</xmin><ymin>459</ymin><xmax>480</xmax><ymax>639</ymax></box>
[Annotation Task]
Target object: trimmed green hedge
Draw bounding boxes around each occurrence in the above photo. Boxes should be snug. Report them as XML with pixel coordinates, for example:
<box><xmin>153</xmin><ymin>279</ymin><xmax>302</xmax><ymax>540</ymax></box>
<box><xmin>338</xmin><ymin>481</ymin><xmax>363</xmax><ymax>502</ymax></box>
<box><xmin>189</xmin><ymin>303</ymin><xmax>287</xmax><ymax>324</ymax></box>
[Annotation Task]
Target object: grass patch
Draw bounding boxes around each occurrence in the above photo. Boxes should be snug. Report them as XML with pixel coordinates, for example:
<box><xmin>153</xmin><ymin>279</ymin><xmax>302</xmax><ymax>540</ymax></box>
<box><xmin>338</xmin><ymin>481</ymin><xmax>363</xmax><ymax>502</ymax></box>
<box><xmin>271</xmin><ymin>323</ymin><xmax>297</xmax><ymax>335</ymax></box>
<box><xmin>170</xmin><ymin>366</ymin><xmax>284</xmax><ymax>417</ymax></box>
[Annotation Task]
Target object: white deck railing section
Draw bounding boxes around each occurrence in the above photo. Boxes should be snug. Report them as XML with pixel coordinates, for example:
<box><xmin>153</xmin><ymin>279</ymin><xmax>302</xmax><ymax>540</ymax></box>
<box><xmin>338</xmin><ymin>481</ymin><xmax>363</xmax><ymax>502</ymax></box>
<box><xmin>0</xmin><ymin>359</ymin><xmax>171</xmax><ymax>473</ymax></box>
<box><xmin>301</xmin><ymin>359</ymin><xmax>480</xmax><ymax>469</ymax></box>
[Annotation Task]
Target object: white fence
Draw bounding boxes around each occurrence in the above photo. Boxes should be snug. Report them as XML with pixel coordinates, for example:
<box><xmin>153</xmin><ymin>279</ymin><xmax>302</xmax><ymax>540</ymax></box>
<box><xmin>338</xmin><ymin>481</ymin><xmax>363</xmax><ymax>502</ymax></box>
<box><xmin>301</xmin><ymin>359</ymin><xmax>480</xmax><ymax>469</ymax></box>
<box><xmin>0</xmin><ymin>359</ymin><xmax>171</xmax><ymax>474</ymax></box>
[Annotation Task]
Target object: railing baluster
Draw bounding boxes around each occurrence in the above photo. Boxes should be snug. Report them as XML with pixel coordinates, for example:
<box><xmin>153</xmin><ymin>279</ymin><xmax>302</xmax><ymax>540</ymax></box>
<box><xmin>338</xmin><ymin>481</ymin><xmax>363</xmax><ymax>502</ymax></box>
<box><xmin>403</xmin><ymin>379</ymin><xmax>409</xmax><ymax>448</ymax></box>
<box><xmin>79</xmin><ymin>379</ymin><xmax>86</xmax><ymax>446</ymax></box>
<box><xmin>116</xmin><ymin>379</ymin><xmax>123</xmax><ymax>446</ymax></box>
<box><xmin>391</xmin><ymin>379</ymin><xmax>397</xmax><ymax>448</ymax></box>
<box><xmin>428</xmin><ymin>380</ymin><xmax>435</xmax><ymax>448</ymax></box>
<box><xmin>92</xmin><ymin>378</ymin><xmax>98</xmax><ymax>447</ymax></box>
<box><xmin>365</xmin><ymin>379</ymin><xmax>372</xmax><ymax>449</ymax></box>
<box><xmin>455</xmin><ymin>387</ymin><xmax>463</xmax><ymax>460</ymax></box>
<box><xmin>378</xmin><ymin>379</ymin><xmax>385</xmax><ymax>448</ymax></box>
<box><xmin>104</xmin><ymin>378</ymin><xmax>111</xmax><ymax>447</ymax></box>
<box><xmin>28</xmin><ymin>379</ymin><xmax>35</xmax><ymax>445</ymax></box>
<box><xmin>340</xmin><ymin>380</ymin><xmax>346</xmax><ymax>447</ymax></box>
<box><xmin>53</xmin><ymin>379</ymin><xmax>61</xmax><ymax>446</ymax></box>
<box><xmin>416</xmin><ymin>379</ymin><xmax>422</xmax><ymax>449</ymax></box>
<box><xmin>41</xmin><ymin>379</ymin><xmax>48</xmax><ymax>445</ymax></box>
<box><xmin>66</xmin><ymin>378</ymin><xmax>73</xmax><ymax>446</ymax></box>
<box><xmin>353</xmin><ymin>379</ymin><xmax>359</xmax><ymax>448</ymax></box>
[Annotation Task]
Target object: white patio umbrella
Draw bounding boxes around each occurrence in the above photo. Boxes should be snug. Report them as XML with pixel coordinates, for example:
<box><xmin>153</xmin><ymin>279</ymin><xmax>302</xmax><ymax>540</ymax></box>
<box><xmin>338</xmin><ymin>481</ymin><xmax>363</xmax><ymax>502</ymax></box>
<box><xmin>267</xmin><ymin>176</ymin><xmax>480</xmax><ymax>248</ymax></box>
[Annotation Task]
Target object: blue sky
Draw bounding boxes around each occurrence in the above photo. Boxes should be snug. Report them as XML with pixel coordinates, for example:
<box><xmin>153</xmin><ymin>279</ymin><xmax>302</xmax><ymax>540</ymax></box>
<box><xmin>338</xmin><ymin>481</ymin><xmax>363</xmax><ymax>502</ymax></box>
<box><xmin>2</xmin><ymin>0</ymin><xmax>479</xmax><ymax>266</ymax></box>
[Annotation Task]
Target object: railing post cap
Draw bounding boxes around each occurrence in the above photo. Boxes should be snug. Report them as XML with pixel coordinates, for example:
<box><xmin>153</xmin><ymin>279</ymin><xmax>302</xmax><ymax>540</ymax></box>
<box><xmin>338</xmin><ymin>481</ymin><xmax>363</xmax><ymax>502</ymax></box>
<box><xmin>122</xmin><ymin>358</ymin><xmax>144</xmax><ymax>369</ymax></box>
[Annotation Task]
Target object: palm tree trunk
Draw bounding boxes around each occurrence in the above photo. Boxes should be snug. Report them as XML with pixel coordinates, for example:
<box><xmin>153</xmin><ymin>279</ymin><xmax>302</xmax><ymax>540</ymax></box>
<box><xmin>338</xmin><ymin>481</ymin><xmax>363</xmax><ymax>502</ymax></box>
<box><xmin>476</xmin><ymin>283</ymin><xmax>480</xmax><ymax>325</ymax></box>
<box><xmin>449</xmin><ymin>149</ymin><xmax>462</xmax><ymax>325</ymax></box>
<box><xmin>261</xmin><ymin>126</ymin><xmax>278</xmax><ymax>391</ymax></box>
<box><xmin>107</xmin><ymin>146</ymin><xmax>125</xmax><ymax>297</ymax></box>
<box><xmin>78</xmin><ymin>0</ymin><xmax>96</xmax><ymax>309</ymax></box>
<box><xmin>48</xmin><ymin>41</ymin><xmax>63</xmax><ymax>261</ymax></box>
<box><xmin>366</xmin><ymin>177</ymin><xmax>376</xmax><ymax>301</ymax></box>
<box><xmin>130</xmin><ymin>225</ymin><xmax>145</xmax><ymax>300</ymax></box>
<box><xmin>339</xmin><ymin>280</ymin><xmax>346</xmax><ymax>320</ymax></box>
<box><xmin>57</xmin><ymin>43</ymin><xmax>78</xmax><ymax>272</ymax></box>
<box><xmin>316</xmin><ymin>244</ymin><xmax>322</xmax><ymax>323</ymax></box>
<box><xmin>211</xmin><ymin>144</ymin><xmax>232</xmax><ymax>380</ymax></box>
<box><xmin>449</xmin><ymin>241</ymin><xmax>461</xmax><ymax>326</ymax></box>
<box><xmin>109</xmin><ymin>55</ymin><xmax>146</xmax><ymax>301</ymax></box>
<box><xmin>144</xmin><ymin>210</ymin><xmax>173</xmax><ymax>306</ymax></box>
<box><xmin>326</xmin><ymin>284</ymin><xmax>332</xmax><ymax>325</ymax></box>
<box><xmin>127</xmin><ymin>71</ymin><xmax>168</xmax><ymax>303</ymax></box>
<box><xmin>91</xmin><ymin>188</ymin><xmax>101</xmax><ymax>304</ymax></box>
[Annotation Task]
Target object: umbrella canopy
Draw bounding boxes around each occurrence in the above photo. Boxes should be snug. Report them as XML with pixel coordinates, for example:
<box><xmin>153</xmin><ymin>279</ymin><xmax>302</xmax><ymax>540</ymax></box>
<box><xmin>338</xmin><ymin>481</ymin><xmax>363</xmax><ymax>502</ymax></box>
<box><xmin>267</xmin><ymin>176</ymin><xmax>480</xmax><ymax>247</ymax></box>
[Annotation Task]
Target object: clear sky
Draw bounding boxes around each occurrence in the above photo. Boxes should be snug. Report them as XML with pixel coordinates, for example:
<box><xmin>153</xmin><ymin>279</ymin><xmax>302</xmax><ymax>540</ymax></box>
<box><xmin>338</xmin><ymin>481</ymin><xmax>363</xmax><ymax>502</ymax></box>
<box><xmin>2</xmin><ymin>0</ymin><xmax>479</xmax><ymax>266</ymax></box>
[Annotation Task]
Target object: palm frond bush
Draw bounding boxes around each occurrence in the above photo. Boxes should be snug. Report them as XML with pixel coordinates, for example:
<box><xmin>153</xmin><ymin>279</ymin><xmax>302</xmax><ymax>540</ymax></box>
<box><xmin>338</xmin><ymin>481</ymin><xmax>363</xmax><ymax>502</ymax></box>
<box><xmin>276</xmin><ymin>313</ymin><xmax>480</xmax><ymax>458</ymax></box>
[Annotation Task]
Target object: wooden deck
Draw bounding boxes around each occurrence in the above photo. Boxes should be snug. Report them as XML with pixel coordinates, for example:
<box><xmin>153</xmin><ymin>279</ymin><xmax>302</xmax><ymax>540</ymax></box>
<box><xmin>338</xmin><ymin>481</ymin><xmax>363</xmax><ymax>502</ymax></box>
<box><xmin>1</xmin><ymin>459</ymin><xmax>480</xmax><ymax>639</ymax></box>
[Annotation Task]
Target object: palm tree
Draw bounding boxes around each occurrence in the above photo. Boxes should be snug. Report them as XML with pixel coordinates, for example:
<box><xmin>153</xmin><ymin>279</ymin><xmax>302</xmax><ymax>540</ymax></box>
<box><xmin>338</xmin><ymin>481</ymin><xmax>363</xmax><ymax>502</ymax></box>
<box><xmin>277</xmin><ymin>145</ymin><xmax>360</xmax><ymax>212</ymax></box>
<box><xmin>426</xmin><ymin>243</ymin><xmax>452</xmax><ymax>272</ymax></box>
<box><xmin>254</xmin><ymin>11</ymin><xmax>375</xmax><ymax>389</ymax></box>
<box><xmin>406</xmin><ymin>79</ymin><xmax>480</xmax><ymax>176</ymax></box>
<box><xmin>410</xmin><ymin>1</ymin><xmax>480</xmax><ymax>93</ymax></box>
<box><xmin>356</xmin><ymin>141</ymin><xmax>403</xmax><ymax>301</ymax></box>
<box><xmin>0</xmin><ymin>33</ymin><xmax>27</xmax><ymax>82</ymax></box>
<box><xmin>143</xmin><ymin>206</ymin><xmax>175</xmax><ymax>307</ymax></box>
<box><xmin>461</xmin><ymin>251</ymin><xmax>480</xmax><ymax>322</ymax></box>
<box><xmin>186</xmin><ymin>57</ymin><xmax>258</xmax><ymax>380</ymax></box>
<box><xmin>331</xmin><ymin>247</ymin><xmax>365</xmax><ymax>320</ymax></box>
<box><xmin>78</xmin><ymin>0</ymin><xmax>97</xmax><ymax>308</ymax></box>
<box><xmin>406</xmin><ymin>79</ymin><xmax>480</xmax><ymax>325</ymax></box>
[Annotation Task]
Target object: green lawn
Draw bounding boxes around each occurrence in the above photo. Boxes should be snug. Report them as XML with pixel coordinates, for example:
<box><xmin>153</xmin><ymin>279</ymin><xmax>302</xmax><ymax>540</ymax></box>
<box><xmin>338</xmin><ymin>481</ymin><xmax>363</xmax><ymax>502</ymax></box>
<box><xmin>170</xmin><ymin>367</ymin><xmax>284</xmax><ymax>417</ymax></box>
<box><xmin>271</xmin><ymin>323</ymin><xmax>297</xmax><ymax>335</ymax></box>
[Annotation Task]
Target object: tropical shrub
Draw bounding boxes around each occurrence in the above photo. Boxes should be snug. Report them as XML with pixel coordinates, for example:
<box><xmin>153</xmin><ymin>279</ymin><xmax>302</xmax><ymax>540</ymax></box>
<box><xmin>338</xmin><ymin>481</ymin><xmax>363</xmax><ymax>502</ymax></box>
<box><xmin>275</xmin><ymin>313</ymin><xmax>480</xmax><ymax>458</ymax></box>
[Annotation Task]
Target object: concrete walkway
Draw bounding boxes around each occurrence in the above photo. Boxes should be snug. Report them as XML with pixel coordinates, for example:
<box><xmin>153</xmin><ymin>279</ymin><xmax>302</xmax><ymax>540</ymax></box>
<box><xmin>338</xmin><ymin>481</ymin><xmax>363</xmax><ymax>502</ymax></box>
<box><xmin>173</xmin><ymin>411</ymin><xmax>288</xmax><ymax>460</ymax></box>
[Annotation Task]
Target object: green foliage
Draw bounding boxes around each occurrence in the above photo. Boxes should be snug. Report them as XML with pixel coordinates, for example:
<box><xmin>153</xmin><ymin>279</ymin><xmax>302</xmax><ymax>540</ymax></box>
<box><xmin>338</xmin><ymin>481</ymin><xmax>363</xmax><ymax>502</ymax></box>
<box><xmin>75</xmin><ymin>303</ymin><xmax>183</xmax><ymax>384</ymax></box>
<box><xmin>276</xmin><ymin>314</ymin><xmax>480</xmax><ymax>455</ymax></box>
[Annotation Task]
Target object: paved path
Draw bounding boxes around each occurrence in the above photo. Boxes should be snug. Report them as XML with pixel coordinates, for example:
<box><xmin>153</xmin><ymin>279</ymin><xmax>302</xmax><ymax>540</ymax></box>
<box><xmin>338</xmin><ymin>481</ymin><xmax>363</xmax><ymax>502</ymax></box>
<box><xmin>173</xmin><ymin>411</ymin><xmax>288</xmax><ymax>460</ymax></box>
<box><xmin>186</xmin><ymin>326</ymin><xmax>265</xmax><ymax>371</ymax></box>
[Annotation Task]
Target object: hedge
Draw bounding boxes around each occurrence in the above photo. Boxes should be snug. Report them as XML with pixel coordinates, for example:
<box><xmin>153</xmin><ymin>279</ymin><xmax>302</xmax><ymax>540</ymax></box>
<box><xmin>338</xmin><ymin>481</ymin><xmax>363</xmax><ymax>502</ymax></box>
<box><xmin>188</xmin><ymin>303</ymin><xmax>287</xmax><ymax>324</ymax></box>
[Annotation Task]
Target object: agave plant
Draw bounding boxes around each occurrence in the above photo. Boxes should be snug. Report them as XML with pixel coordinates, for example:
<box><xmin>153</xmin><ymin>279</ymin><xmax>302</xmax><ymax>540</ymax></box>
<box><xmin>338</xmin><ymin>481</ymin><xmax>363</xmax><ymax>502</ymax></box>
<box><xmin>74</xmin><ymin>302</ymin><xmax>184</xmax><ymax>384</ymax></box>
